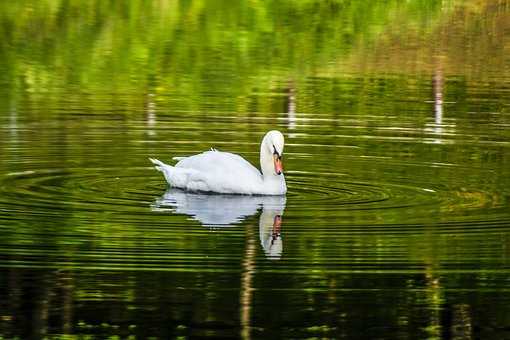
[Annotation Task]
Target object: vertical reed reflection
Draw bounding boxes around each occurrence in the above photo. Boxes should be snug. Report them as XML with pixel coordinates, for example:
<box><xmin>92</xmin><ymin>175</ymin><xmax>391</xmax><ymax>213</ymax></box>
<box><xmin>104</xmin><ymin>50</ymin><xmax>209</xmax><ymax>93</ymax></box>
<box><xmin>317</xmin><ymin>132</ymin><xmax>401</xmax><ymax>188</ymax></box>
<box><xmin>285</xmin><ymin>81</ymin><xmax>297</xmax><ymax>133</ymax></box>
<box><xmin>434</xmin><ymin>67</ymin><xmax>443</xmax><ymax>127</ymax></box>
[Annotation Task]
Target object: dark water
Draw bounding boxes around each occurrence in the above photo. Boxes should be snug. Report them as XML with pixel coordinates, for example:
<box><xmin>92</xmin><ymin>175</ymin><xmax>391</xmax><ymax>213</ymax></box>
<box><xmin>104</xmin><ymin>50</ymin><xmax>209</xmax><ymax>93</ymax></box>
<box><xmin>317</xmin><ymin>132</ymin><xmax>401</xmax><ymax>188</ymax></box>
<box><xmin>1</xmin><ymin>1</ymin><xmax>510</xmax><ymax>338</ymax></box>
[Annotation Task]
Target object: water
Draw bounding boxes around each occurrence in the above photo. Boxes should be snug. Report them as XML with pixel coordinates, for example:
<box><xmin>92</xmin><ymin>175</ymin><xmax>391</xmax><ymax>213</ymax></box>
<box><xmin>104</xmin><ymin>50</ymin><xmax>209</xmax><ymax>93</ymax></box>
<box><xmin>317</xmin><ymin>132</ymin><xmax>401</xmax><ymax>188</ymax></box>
<box><xmin>1</xmin><ymin>0</ymin><xmax>509</xmax><ymax>338</ymax></box>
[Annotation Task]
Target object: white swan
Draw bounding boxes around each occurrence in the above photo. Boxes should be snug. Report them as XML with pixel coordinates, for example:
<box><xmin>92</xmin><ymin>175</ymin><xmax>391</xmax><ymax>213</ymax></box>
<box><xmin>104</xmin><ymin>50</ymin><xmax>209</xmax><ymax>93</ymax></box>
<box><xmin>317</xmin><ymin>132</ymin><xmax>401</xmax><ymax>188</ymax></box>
<box><xmin>150</xmin><ymin>130</ymin><xmax>287</xmax><ymax>195</ymax></box>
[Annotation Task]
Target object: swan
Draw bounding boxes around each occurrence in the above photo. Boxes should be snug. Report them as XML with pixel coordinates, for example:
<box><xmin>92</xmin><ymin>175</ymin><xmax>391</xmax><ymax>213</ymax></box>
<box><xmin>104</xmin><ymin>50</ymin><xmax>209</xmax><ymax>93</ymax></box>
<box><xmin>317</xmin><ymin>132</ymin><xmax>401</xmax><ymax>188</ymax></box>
<box><xmin>149</xmin><ymin>130</ymin><xmax>287</xmax><ymax>195</ymax></box>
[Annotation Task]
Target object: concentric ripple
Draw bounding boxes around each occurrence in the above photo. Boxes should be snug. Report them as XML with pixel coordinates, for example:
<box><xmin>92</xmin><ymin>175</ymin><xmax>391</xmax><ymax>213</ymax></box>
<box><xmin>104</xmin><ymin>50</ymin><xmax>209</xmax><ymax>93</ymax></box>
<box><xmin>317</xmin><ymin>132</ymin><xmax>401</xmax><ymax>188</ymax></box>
<box><xmin>0</xmin><ymin>163</ymin><xmax>462</xmax><ymax>222</ymax></box>
<box><xmin>0</xmin><ymin>168</ymin><xmax>156</xmax><ymax>217</ymax></box>
<box><xmin>1</xmin><ymin>152</ymin><xmax>507</xmax><ymax>232</ymax></box>
<box><xmin>286</xmin><ymin>171</ymin><xmax>436</xmax><ymax>209</ymax></box>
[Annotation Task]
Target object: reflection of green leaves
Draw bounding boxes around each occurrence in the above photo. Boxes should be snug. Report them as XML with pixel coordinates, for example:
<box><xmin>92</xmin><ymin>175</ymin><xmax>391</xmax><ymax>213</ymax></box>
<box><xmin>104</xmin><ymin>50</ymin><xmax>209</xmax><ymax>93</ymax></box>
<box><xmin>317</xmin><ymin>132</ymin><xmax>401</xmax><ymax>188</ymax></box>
<box><xmin>0</xmin><ymin>0</ymin><xmax>451</xmax><ymax>107</ymax></box>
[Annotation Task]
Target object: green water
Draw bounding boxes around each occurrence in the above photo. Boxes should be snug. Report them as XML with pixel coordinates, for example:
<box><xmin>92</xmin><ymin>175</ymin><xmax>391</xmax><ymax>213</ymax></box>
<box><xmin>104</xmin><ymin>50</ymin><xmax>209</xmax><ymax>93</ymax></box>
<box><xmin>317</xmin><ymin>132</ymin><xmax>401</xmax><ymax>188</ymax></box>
<box><xmin>0</xmin><ymin>0</ymin><xmax>509</xmax><ymax>338</ymax></box>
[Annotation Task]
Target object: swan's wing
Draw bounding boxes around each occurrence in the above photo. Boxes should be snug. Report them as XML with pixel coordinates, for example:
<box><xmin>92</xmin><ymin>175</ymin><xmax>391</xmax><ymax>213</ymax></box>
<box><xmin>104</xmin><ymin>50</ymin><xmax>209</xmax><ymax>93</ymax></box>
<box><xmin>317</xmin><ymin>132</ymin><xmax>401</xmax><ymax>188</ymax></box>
<box><xmin>174</xmin><ymin>151</ymin><xmax>263</xmax><ymax>194</ymax></box>
<box><xmin>176</xmin><ymin>151</ymin><xmax>261</xmax><ymax>179</ymax></box>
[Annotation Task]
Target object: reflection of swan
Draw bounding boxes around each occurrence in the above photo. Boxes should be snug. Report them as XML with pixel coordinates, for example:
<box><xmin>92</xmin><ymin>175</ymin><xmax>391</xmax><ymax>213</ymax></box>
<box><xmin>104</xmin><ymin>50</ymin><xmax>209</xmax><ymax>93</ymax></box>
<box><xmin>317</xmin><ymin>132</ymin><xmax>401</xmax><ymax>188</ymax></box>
<box><xmin>152</xmin><ymin>189</ymin><xmax>286</xmax><ymax>258</ymax></box>
<box><xmin>258</xmin><ymin>207</ymin><xmax>284</xmax><ymax>259</ymax></box>
<box><xmin>149</xmin><ymin>130</ymin><xmax>286</xmax><ymax>195</ymax></box>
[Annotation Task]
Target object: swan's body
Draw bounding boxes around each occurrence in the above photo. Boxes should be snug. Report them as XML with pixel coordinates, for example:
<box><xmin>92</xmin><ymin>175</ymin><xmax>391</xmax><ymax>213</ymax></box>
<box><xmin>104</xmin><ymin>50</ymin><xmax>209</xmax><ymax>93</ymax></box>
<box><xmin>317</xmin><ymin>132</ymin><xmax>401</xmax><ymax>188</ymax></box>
<box><xmin>150</xmin><ymin>130</ymin><xmax>287</xmax><ymax>195</ymax></box>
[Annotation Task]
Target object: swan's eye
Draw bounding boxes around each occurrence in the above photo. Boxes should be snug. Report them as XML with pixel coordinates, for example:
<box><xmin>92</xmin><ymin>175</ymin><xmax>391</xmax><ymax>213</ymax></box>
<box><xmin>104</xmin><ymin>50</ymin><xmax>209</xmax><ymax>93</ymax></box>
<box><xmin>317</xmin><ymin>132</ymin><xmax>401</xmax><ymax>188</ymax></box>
<box><xmin>273</xmin><ymin>145</ymin><xmax>282</xmax><ymax>158</ymax></box>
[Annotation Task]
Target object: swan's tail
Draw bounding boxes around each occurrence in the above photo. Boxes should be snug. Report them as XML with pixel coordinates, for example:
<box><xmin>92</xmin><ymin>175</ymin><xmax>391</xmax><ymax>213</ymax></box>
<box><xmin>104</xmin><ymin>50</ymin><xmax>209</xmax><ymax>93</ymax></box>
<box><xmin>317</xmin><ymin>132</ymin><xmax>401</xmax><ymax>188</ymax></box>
<box><xmin>149</xmin><ymin>157</ymin><xmax>166</xmax><ymax>172</ymax></box>
<box><xmin>149</xmin><ymin>157</ymin><xmax>177</xmax><ymax>186</ymax></box>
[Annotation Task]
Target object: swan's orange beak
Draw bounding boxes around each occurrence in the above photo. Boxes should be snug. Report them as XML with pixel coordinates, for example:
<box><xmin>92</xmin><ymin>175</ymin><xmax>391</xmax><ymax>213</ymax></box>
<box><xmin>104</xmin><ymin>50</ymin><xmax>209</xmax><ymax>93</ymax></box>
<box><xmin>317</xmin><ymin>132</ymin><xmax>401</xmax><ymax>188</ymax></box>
<box><xmin>273</xmin><ymin>215</ymin><xmax>282</xmax><ymax>234</ymax></box>
<box><xmin>273</xmin><ymin>153</ymin><xmax>283</xmax><ymax>175</ymax></box>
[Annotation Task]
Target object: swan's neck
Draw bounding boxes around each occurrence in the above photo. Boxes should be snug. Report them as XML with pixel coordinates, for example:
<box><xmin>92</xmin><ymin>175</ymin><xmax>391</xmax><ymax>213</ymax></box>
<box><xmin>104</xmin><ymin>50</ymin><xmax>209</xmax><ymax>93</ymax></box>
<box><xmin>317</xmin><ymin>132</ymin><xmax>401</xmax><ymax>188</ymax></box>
<box><xmin>259</xmin><ymin>134</ymin><xmax>287</xmax><ymax>194</ymax></box>
<box><xmin>260</xmin><ymin>140</ymin><xmax>274</xmax><ymax>178</ymax></box>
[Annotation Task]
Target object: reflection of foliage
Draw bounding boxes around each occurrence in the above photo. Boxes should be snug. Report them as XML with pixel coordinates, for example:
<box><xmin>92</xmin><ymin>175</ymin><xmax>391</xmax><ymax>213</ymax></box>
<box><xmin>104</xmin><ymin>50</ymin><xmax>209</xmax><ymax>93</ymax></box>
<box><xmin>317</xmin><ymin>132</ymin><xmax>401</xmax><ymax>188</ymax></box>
<box><xmin>0</xmin><ymin>0</ymin><xmax>507</xmax><ymax>116</ymax></box>
<box><xmin>345</xmin><ymin>0</ymin><xmax>510</xmax><ymax>79</ymax></box>
<box><xmin>0</xmin><ymin>0</ymin><xmax>451</xmax><ymax>109</ymax></box>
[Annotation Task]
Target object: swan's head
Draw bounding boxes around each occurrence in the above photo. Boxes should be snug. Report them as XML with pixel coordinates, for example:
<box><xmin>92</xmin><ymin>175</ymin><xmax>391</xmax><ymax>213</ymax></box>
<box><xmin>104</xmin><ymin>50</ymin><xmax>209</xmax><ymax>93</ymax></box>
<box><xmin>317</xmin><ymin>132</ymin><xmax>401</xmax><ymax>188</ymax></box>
<box><xmin>262</xmin><ymin>130</ymin><xmax>285</xmax><ymax>176</ymax></box>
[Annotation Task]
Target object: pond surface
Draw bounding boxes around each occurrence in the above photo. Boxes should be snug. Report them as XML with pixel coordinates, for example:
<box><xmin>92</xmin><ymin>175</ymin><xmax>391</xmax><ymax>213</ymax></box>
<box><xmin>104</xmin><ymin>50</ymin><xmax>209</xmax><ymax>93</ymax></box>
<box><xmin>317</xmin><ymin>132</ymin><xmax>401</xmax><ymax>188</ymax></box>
<box><xmin>0</xmin><ymin>0</ymin><xmax>509</xmax><ymax>338</ymax></box>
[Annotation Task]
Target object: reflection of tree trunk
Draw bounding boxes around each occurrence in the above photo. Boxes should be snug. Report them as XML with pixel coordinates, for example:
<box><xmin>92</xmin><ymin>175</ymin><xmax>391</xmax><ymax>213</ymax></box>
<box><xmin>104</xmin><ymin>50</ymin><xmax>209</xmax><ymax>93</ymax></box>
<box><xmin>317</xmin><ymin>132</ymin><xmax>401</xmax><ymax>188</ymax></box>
<box><xmin>145</xmin><ymin>93</ymin><xmax>156</xmax><ymax>136</ymax></box>
<box><xmin>32</xmin><ymin>272</ymin><xmax>53</xmax><ymax>338</ymax></box>
<box><xmin>433</xmin><ymin>67</ymin><xmax>443</xmax><ymax>126</ymax></box>
<box><xmin>59</xmin><ymin>271</ymin><xmax>74</xmax><ymax>334</ymax></box>
<box><xmin>424</xmin><ymin>266</ymin><xmax>442</xmax><ymax>339</ymax></box>
<box><xmin>285</xmin><ymin>81</ymin><xmax>297</xmax><ymax>131</ymax></box>
<box><xmin>5</xmin><ymin>268</ymin><xmax>21</xmax><ymax>337</ymax></box>
<box><xmin>423</xmin><ymin>231</ymin><xmax>442</xmax><ymax>340</ymax></box>
<box><xmin>451</xmin><ymin>304</ymin><xmax>472</xmax><ymax>340</ymax></box>
<box><xmin>240</xmin><ymin>225</ymin><xmax>256</xmax><ymax>340</ymax></box>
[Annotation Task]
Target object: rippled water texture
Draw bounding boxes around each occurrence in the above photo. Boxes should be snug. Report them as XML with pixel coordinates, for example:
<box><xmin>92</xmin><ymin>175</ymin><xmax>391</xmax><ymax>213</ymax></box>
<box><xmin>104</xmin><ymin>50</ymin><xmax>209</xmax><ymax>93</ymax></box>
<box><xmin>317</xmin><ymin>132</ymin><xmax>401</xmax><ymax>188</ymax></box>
<box><xmin>1</xmin><ymin>1</ymin><xmax>509</xmax><ymax>338</ymax></box>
